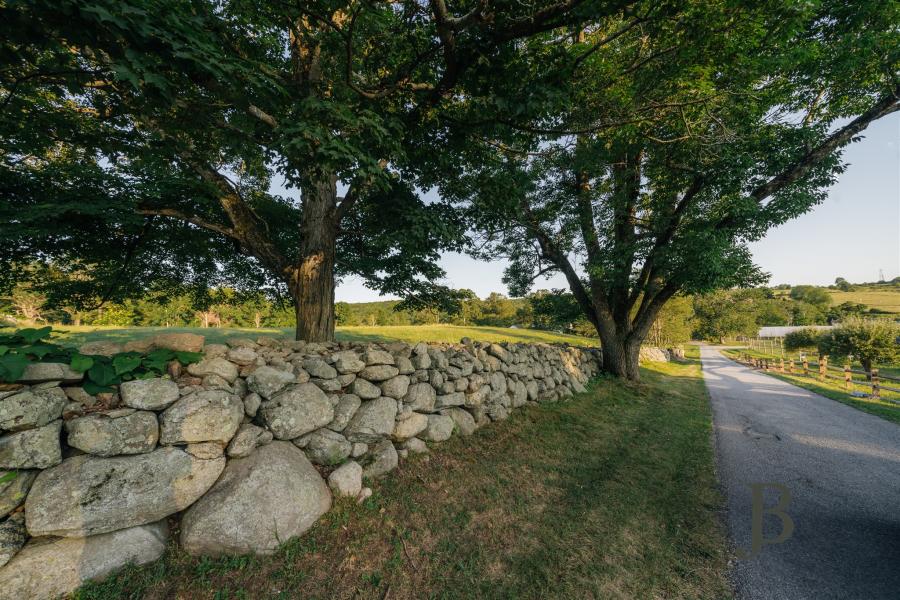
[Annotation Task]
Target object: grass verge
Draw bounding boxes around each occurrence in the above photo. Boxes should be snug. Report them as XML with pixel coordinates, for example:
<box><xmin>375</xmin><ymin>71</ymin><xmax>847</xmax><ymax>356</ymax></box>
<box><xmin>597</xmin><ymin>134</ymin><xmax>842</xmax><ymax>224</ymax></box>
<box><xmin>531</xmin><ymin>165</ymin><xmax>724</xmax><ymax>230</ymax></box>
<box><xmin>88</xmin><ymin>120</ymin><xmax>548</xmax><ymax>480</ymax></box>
<box><xmin>74</xmin><ymin>358</ymin><xmax>729</xmax><ymax>600</ymax></box>
<box><xmin>721</xmin><ymin>349</ymin><xmax>900</xmax><ymax>426</ymax></box>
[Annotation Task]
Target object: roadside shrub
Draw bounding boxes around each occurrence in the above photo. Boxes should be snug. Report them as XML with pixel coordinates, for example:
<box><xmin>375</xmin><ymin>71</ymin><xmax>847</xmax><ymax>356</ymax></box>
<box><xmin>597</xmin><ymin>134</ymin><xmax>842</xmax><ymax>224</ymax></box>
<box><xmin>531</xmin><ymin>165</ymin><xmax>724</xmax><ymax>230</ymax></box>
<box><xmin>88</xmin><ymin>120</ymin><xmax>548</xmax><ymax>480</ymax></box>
<box><xmin>817</xmin><ymin>318</ymin><xmax>900</xmax><ymax>373</ymax></box>
<box><xmin>783</xmin><ymin>328</ymin><xmax>823</xmax><ymax>351</ymax></box>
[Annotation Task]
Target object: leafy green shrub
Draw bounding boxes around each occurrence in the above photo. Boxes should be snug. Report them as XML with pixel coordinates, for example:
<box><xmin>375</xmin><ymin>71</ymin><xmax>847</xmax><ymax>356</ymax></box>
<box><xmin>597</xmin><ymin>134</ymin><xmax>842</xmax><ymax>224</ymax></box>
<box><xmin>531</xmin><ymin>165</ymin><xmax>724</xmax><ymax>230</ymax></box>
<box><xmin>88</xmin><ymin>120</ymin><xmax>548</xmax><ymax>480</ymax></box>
<box><xmin>0</xmin><ymin>326</ymin><xmax>201</xmax><ymax>394</ymax></box>
<box><xmin>783</xmin><ymin>328</ymin><xmax>823</xmax><ymax>351</ymax></box>
<box><xmin>817</xmin><ymin>317</ymin><xmax>900</xmax><ymax>373</ymax></box>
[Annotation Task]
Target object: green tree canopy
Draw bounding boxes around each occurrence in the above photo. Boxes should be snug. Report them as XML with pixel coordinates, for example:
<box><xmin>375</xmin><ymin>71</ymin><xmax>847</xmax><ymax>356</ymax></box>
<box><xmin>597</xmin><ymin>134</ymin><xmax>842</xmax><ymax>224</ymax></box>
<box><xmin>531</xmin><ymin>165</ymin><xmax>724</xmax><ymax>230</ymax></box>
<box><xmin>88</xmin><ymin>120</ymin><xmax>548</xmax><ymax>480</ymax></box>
<box><xmin>432</xmin><ymin>0</ymin><xmax>898</xmax><ymax>378</ymax></box>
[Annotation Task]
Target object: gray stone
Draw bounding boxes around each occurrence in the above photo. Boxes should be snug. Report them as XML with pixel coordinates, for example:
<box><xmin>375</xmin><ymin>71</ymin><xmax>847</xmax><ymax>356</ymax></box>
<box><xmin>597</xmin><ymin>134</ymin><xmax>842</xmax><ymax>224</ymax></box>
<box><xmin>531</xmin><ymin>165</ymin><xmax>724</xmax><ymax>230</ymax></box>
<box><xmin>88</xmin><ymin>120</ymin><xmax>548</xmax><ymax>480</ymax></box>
<box><xmin>403</xmin><ymin>437</ymin><xmax>428</xmax><ymax>454</ymax></box>
<box><xmin>488</xmin><ymin>343</ymin><xmax>509</xmax><ymax>363</ymax></box>
<box><xmin>259</xmin><ymin>383</ymin><xmax>334</xmax><ymax>440</ymax></box>
<box><xmin>421</xmin><ymin>414</ymin><xmax>454</xmax><ymax>442</ymax></box>
<box><xmin>226</xmin><ymin>346</ymin><xmax>258</xmax><ymax>366</ymax></box>
<box><xmin>391</xmin><ymin>413</ymin><xmax>428</xmax><ymax>441</ymax></box>
<box><xmin>119</xmin><ymin>378</ymin><xmax>180</xmax><ymax>411</ymax></box>
<box><xmin>64</xmin><ymin>386</ymin><xmax>98</xmax><ymax>407</ymax></box>
<box><xmin>395</xmin><ymin>356</ymin><xmax>415</xmax><ymax>375</ymax></box>
<box><xmin>0</xmin><ymin>471</ymin><xmax>37</xmax><ymax>519</ymax></box>
<box><xmin>151</xmin><ymin>332</ymin><xmax>205</xmax><ymax>353</ymax></box>
<box><xmin>159</xmin><ymin>390</ymin><xmax>243</xmax><ymax>445</ymax></box>
<box><xmin>187</xmin><ymin>357</ymin><xmax>239</xmax><ymax>383</ymax></box>
<box><xmin>359</xmin><ymin>364</ymin><xmax>399</xmax><ymax>382</ymax></box>
<box><xmin>412</xmin><ymin>352</ymin><xmax>431</xmax><ymax>370</ymax></box>
<box><xmin>441</xmin><ymin>408</ymin><xmax>476</xmax><ymax>436</ymax></box>
<box><xmin>0</xmin><ymin>513</ymin><xmax>25</xmax><ymax>568</ymax></box>
<box><xmin>363</xmin><ymin>349</ymin><xmax>394</xmax><ymax>365</ymax></box>
<box><xmin>203</xmin><ymin>343</ymin><xmax>229</xmax><ymax>359</ymax></box>
<box><xmin>78</xmin><ymin>341</ymin><xmax>125</xmax><ymax>357</ymax></box>
<box><xmin>351</xmin><ymin>377</ymin><xmax>381</xmax><ymax>399</ymax></box>
<box><xmin>363</xmin><ymin>439</ymin><xmax>398</xmax><ymax>478</ymax></box>
<box><xmin>332</xmin><ymin>351</ymin><xmax>365</xmax><ymax>374</ymax></box>
<box><xmin>246</xmin><ymin>366</ymin><xmax>296</xmax><ymax>399</ymax></box>
<box><xmin>26</xmin><ymin>446</ymin><xmax>223</xmax><ymax>537</ymax></box>
<box><xmin>328</xmin><ymin>460</ymin><xmax>362</xmax><ymax>497</ymax></box>
<box><xmin>328</xmin><ymin>394</ymin><xmax>361</xmax><ymax>431</ymax></box>
<box><xmin>0</xmin><ymin>421</ymin><xmax>61</xmax><ymax>469</ymax></box>
<box><xmin>435</xmin><ymin>391</ymin><xmax>465</xmax><ymax>409</ymax></box>
<box><xmin>337</xmin><ymin>373</ymin><xmax>356</xmax><ymax>387</ymax></box>
<box><xmin>303</xmin><ymin>358</ymin><xmax>337</xmax><ymax>380</ymax></box>
<box><xmin>180</xmin><ymin>442</ymin><xmax>331</xmax><ymax>556</ymax></box>
<box><xmin>0</xmin><ymin>387</ymin><xmax>66</xmax><ymax>432</ymax></box>
<box><xmin>185</xmin><ymin>441</ymin><xmax>224</xmax><ymax>459</ymax></box>
<box><xmin>404</xmin><ymin>383</ymin><xmax>436</xmax><ymax>412</ymax></box>
<box><xmin>243</xmin><ymin>392</ymin><xmax>262</xmax><ymax>417</ymax></box>
<box><xmin>312</xmin><ymin>377</ymin><xmax>342</xmax><ymax>392</ymax></box>
<box><xmin>17</xmin><ymin>362</ymin><xmax>83</xmax><ymax>384</ymax></box>
<box><xmin>351</xmin><ymin>442</ymin><xmax>368</xmax><ymax>457</ymax></box>
<box><xmin>0</xmin><ymin>520</ymin><xmax>168</xmax><ymax>600</ymax></box>
<box><xmin>343</xmin><ymin>397</ymin><xmax>397</xmax><ymax>442</ymax></box>
<box><xmin>226</xmin><ymin>423</ymin><xmax>272</xmax><ymax>458</ymax></box>
<box><xmin>66</xmin><ymin>410</ymin><xmax>158</xmax><ymax>456</ymax></box>
<box><xmin>301</xmin><ymin>429</ymin><xmax>352</xmax><ymax>465</ymax></box>
<box><xmin>380</xmin><ymin>375</ymin><xmax>410</xmax><ymax>399</ymax></box>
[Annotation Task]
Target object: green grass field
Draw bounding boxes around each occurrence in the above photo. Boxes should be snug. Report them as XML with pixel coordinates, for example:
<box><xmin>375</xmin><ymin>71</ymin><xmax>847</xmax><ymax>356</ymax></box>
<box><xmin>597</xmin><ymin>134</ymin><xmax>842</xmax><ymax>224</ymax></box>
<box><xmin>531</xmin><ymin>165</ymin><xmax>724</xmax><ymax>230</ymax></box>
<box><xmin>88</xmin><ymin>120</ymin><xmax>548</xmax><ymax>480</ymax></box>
<box><xmin>75</xmin><ymin>353</ymin><xmax>729</xmax><ymax>600</ymax></box>
<box><xmin>721</xmin><ymin>348</ymin><xmax>900</xmax><ymax>425</ymax></box>
<box><xmin>23</xmin><ymin>324</ymin><xmax>599</xmax><ymax>348</ymax></box>
<box><xmin>827</xmin><ymin>288</ymin><xmax>900</xmax><ymax>313</ymax></box>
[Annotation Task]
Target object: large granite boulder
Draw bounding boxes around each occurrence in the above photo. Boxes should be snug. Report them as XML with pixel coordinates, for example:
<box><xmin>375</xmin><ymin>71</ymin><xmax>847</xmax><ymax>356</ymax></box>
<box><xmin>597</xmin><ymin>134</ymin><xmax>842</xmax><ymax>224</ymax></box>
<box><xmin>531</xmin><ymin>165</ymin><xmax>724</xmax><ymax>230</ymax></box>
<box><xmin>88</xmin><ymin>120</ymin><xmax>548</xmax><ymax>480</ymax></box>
<box><xmin>180</xmin><ymin>442</ymin><xmax>331</xmax><ymax>556</ymax></box>
<box><xmin>404</xmin><ymin>383</ymin><xmax>436</xmax><ymax>412</ymax></box>
<box><xmin>66</xmin><ymin>409</ymin><xmax>158</xmax><ymax>456</ymax></box>
<box><xmin>0</xmin><ymin>387</ymin><xmax>66</xmax><ymax>432</ymax></box>
<box><xmin>420</xmin><ymin>414</ymin><xmax>454</xmax><ymax>442</ymax></box>
<box><xmin>152</xmin><ymin>332</ymin><xmax>205</xmax><ymax>352</ymax></box>
<box><xmin>17</xmin><ymin>363</ymin><xmax>83</xmax><ymax>384</ymax></box>
<box><xmin>380</xmin><ymin>375</ymin><xmax>410</xmax><ymax>399</ymax></box>
<box><xmin>0</xmin><ymin>521</ymin><xmax>168</xmax><ymax>600</ymax></box>
<box><xmin>119</xmin><ymin>378</ymin><xmax>180</xmax><ymax>410</ymax></box>
<box><xmin>343</xmin><ymin>397</ymin><xmax>397</xmax><ymax>442</ymax></box>
<box><xmin>0</xmin><ymin>421</ymin><xmax>61</xmax><ymax>469</ymax></box>
<box><xmin>25</xmin><ymin>446</ymin><xmax>224</xmax><ymax>537</ymax></box>
<box><xmin>159</xmin><ymin>390</ymin><xmax>243</xmax><ymax>445</ymax></box>
<box><xmin>391</xmin><ymin>413</ymin><xmax>428</xmax><ymax>441</ymax></box>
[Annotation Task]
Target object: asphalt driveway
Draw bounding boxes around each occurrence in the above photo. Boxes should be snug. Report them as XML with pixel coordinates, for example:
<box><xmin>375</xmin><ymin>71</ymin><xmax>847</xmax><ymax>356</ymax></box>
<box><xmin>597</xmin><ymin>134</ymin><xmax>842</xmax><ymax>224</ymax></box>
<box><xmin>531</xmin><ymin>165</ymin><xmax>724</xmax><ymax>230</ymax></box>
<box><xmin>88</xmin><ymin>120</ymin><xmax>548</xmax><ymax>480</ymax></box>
<box><xmin>701</xmin><ymin>346</ymin><xmax>900</xmax><ymax>600</ymax></box>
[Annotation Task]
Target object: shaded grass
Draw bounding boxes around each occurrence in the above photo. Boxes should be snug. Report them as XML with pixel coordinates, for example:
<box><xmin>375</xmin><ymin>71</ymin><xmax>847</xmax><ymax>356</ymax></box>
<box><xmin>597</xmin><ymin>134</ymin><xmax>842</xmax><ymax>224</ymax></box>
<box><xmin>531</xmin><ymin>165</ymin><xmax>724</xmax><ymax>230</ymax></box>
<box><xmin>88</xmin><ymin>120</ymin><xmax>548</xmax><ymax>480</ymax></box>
<box><xmin>74</xmin><ymin>357</ymin><xmax>729</xmax><ymax>600</ymax></box>
<box><xmin>21</xmin><ymin>324</ymin><xmax>598</xmax><ymax>348</ymax></box>
<box><xmin>721</xmin><ymin>349</ymin><xmax>900</xmax><ymax>426</ymax></box>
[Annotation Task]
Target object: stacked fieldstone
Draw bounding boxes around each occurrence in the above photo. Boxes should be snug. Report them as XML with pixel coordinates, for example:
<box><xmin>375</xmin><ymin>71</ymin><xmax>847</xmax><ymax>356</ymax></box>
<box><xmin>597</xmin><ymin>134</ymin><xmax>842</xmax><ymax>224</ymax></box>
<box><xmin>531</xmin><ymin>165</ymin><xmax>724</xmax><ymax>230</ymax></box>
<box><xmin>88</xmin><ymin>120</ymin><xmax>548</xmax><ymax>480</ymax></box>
<box><xmin>0</xmin><ymin>334</ymin><xmax>601</xmax><ymax>599</ymax></box>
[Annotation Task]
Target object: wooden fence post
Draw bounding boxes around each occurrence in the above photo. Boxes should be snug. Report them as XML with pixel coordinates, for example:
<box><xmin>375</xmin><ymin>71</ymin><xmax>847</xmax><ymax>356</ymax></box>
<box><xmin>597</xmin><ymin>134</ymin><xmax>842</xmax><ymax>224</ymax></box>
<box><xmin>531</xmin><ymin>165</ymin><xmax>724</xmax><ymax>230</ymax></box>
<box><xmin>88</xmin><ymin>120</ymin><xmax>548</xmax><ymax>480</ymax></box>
<box><xmin>872</xmin><ymin>368</ymin><xmax>880</xmax><ymax>399</ymax></box>
<box><xmin>779</xmin><ymin>358</ymin><xmax>785</xmax><ymax>373</ymax></box>
<box><xmin>818</xmin><ymin>356</ymin><xmax>826</xmax><ymax>381</ymax></box>
<box><xmin>844</xmin><ymin>363</ymin><xmax>851</xmax><ymax>391</ymax></box>
<box><xmin>787</xmin><ymin>359</ymin><xmax>794</xmax><ymax>374</ymax></box>
<box><xmin>803</xmin><ymin>356</ymin><xmax>809</xmax><ymax>377</ymax></box>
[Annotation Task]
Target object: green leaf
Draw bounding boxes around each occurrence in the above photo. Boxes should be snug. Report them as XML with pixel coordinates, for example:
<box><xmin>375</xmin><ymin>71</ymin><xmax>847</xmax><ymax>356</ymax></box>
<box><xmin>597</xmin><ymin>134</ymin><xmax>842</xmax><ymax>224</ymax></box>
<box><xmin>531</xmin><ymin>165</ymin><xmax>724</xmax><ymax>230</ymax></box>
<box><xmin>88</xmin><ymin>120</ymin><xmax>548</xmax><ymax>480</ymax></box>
<box><xmin>23</xmin><ymin>343</ymin><xmax>56</xmax><ymax>359</ymax></box>
<box><xmin>83</xmin><ymin>380</ymin><xmax>114</xmax><ymax>395</ymax></box>
<box><xmin>70</xmin><ymin>354</ymin><xmax>95</xmax><ymax>373</ymax></box>
<box><xmin>0</xmin><ymin>353</ymin><xmax>29</xmax><ymax>382</ymax></box>
<box><xmin>0</xmin><ymin>346</ymin><xmax>8</xmax><ymax>356</ymax></box>
<box><xmin>112</xmin><ymin>354</ymin><xmax>141</xmax><ymax>376</ymax></box>
<box><xmin>174</xmin><ymin>351</ymin><xmax>202</xmax><ymax>365</ymax></box>
<box><xmin>17</xmin><ymin>326</ymin><xmax>53</xmax><ymax>344</ymax></box>
<box><xmin>0</xmin><ymin>471</ymin><xmax>17</xmax><ymax>484</ymax></box>
<box><xmin>87</xmin><ymin>362</ymin><xmax>117</xmax><ymax>386</ymax></box>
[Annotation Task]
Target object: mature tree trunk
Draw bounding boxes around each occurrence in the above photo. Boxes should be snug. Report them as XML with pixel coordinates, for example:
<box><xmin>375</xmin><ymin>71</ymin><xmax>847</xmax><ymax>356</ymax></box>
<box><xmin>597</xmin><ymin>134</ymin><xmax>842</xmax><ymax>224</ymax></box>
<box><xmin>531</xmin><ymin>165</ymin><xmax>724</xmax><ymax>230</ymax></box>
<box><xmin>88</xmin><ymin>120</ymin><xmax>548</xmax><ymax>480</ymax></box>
<box><xmin>596</xmin><ymin>325</ymin><xmax>642</xmax><ymax>381</ymax></box>
<box><xmin>291</xmin><ymin>175</ymin><xmax>338</xmax><ymax>342</ymax></box>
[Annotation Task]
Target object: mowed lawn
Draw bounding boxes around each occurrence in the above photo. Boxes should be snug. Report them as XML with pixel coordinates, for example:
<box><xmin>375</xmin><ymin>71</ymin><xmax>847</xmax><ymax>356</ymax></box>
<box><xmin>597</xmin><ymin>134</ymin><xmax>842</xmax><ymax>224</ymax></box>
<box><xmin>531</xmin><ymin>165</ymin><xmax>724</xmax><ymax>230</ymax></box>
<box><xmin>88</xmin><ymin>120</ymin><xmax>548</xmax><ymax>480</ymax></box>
<box><xmin>29</xmin><ymin>324</ymin><xmax>599</xmax><ymax>348</ymax></box>
<box><xmin>827</xmin><ymin>288</ymin><xmax>900</xmax><ymax>313</ymax></box>
<box><xmin>75</xmin><ymin>348</ymin><xmax>730</xmax><ymax>600</ymax></box>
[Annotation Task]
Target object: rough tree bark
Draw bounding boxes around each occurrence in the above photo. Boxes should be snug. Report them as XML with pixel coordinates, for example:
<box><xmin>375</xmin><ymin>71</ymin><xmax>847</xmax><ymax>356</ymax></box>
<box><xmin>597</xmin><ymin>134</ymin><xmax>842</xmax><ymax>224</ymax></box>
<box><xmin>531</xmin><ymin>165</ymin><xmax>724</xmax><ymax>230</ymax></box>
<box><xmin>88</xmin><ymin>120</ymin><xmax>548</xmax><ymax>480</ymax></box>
<box><xmin>292</xmin><ymin>175</ymin><xmax>338</xmax><ymax>342</ymax></box>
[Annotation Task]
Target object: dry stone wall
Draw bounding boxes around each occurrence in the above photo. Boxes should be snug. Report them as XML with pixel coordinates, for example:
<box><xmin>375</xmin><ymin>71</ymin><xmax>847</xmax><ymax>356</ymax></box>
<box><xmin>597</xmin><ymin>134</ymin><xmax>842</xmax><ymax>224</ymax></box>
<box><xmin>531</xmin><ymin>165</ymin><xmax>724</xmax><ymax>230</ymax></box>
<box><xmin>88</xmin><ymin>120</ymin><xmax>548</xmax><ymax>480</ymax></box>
<box><xmin>0</xmin><ymin>334</ymin><xmax>601</xmax><ymax>599</ymax></box>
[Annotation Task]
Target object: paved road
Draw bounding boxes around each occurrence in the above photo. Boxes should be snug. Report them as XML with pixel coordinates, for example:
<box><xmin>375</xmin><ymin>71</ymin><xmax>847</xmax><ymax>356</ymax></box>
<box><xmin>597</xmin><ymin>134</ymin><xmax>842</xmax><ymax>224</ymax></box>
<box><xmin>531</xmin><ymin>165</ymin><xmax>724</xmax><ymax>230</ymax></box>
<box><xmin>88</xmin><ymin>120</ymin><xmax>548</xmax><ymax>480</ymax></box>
<box><xmin>701</xmin><ymin>346</ymin><xmax>900</xmax><ymax>600</ymax></box>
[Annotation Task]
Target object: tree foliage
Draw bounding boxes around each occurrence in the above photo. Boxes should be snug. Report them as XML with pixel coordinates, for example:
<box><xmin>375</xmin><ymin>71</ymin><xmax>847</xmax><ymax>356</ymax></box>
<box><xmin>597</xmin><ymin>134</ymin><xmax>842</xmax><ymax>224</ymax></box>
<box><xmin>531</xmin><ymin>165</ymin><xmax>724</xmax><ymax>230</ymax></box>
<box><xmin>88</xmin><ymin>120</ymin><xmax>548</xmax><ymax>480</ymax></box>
<box><xmin>430</xmin><ymin>0</ymin><xmax>899</xmax><ymax>377</ymax></box>
<box><xmin>817</xmin><ymin>317</ymin><xmax>900</xmax><ymax>373</ymax></box>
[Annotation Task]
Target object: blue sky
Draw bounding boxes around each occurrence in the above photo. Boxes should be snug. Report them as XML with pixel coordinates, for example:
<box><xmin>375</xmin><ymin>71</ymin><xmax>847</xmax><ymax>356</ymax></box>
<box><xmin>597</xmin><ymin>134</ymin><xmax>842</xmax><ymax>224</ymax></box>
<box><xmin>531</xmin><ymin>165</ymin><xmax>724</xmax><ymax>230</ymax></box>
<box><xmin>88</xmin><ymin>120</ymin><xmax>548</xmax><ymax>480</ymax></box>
<box><xmin>335</xmin><ymin>112</ymin><xmax>899</xmax><ymax>302</ymax></box>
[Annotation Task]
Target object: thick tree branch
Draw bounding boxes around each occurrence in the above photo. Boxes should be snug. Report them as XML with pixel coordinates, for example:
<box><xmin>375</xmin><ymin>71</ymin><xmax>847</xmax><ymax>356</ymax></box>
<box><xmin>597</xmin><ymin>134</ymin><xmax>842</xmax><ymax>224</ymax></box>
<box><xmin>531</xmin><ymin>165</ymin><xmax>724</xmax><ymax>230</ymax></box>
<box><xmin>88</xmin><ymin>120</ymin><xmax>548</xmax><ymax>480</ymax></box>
<box><xmin>135</xmin><ymin>207</ymin><xmax>238</xmax><ymax>240</ymax></box>
<box><xmin>750</xmin><ymin>89</ymin><xmax>900</xmax><ymax>202</ymax></box>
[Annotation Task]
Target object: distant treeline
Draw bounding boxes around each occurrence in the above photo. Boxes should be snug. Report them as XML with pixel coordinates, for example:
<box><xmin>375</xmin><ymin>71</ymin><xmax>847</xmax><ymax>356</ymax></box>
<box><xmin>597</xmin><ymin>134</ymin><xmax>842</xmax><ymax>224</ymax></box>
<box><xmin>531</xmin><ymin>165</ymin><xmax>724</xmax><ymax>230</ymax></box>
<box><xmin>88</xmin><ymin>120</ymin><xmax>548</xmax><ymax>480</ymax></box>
<box><xmin>2</xmin><ymin>279</ymin><xmax>898</xmax><ymax>344</ymax></box>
